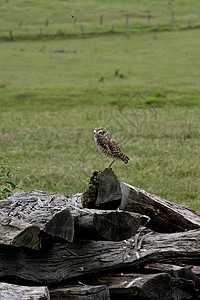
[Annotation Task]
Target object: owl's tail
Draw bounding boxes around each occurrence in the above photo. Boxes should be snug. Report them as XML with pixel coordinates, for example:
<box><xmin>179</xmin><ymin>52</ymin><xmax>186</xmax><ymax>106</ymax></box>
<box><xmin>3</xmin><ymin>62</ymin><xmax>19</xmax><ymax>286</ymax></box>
<box><xmin>121</xmin><ymin>153</ymin><xmax>129</xmax><ymax>164</ymax></box>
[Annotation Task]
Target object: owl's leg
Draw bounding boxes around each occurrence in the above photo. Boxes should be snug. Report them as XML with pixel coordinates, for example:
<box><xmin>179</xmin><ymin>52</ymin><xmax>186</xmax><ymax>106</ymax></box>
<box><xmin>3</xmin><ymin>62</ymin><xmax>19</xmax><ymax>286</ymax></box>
<box><xmin>108</xmin><ymin>160</ymin><xmax>115</xmax><ymax>168</ymax></box>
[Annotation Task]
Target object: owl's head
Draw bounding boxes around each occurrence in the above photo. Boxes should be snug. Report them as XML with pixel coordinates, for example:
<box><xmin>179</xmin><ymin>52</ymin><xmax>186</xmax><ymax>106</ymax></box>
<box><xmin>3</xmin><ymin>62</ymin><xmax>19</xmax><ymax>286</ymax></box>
<box><xmin>94</xmin><ymin>127</ymin><xmax>109</xmax><ymax>139</ymax></box>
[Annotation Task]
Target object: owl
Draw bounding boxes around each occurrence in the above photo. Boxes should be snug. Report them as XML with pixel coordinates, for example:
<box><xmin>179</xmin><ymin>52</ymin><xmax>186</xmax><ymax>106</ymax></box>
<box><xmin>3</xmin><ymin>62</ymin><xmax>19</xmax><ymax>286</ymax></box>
<box><xmin>94</xmin><ymin>127</ymin><xmax>129</xmax><ymax>168</ymax></box>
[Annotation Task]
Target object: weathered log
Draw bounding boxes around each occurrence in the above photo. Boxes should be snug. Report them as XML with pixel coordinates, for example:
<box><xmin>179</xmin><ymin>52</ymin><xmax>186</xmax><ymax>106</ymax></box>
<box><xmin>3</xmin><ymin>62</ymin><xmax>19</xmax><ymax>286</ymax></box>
<box><xmin>74</xmin><ymin>209</ymin><xmax>147</xmax><ymax>241</ymax></box>
<box><xmin>190</xmin><ymin>266</ymin><xmax>200</xmax><ymax>277</ymax></box>
<box><xmin>145</xmin><ymin>262</ymin><xmax>200</xmax><ymax>279</ymax></box>
<box><xmin>0</xmin><ymin>196</ymin><xmax>74</xmax><ymax>243</ymax></box>
<box><xmin>6</xmin><ymin>190</ymin><xmax>83</xmax><ymax>208</ymax></box>
<box><xmin>0</xmin><ymin>228</ymin><xmax>199</xmax><ymax>283</ymax></box>
<box><xmin>120</xmin><ymin>182</ymin><xmax>200</xmax><ymax>232</ymax></box>
<box><xmin>0</xmin><ymin>282</ymin><xmax>50</xmax><ymax>300</ymax></box>
<box><xmin>0</xmin><ymin>191</ymin><xmax>146</xmax><ymax>242</ymax></box>
<box><xmin>144</xmin><ymin>263</ymin><xmax>200</xmax><ymax>299</ymax></box>
<box><xmin>0</xmin><ymin>211</ymin><xmax>40</xmax><ymax>250</ymax></box>
<box><xmin>88</xmin><ymin>273</ymin><xmax>172</xmax><ymax>300</ymax></box>
<box><xmin>81</xmin><ymin>168</ymin><xmax>122</xmax><ymax>209</ymax></box>
<box><xmin>49</xmin><ymin>284</ymin><xmax>110</xmax><ymax>300</ymax></box>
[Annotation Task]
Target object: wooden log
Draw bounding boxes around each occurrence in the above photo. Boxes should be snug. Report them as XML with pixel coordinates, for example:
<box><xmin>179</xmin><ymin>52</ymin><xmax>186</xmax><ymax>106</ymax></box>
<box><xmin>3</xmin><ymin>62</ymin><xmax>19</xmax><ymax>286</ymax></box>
<box><xmin>74</xmin><ymin>209</ymin><xmax>147</xmax><ymax>241</ymax></box>
<box><xmin>6</xmin><ymin>190</ymin><xmax>70</xmax><ymax>206</ymax></box>
<box><xmin>50</xmin><ymin>284</ymin><xmax>110</xmax><ymax>300</ymax></box>
<box><xmin>1</xmin><ymin>191</ymin><xmax>145</xmax><ymax>242</ymax></box>
<box><xmin>170</xmin><ymin>275</ymin><xmax>200</xmax><ymax>299</ymax></box>
<box><xmin>81</xmin><ymin>168</ymin><xmax>122</xmax><ymax>209</ymax></box>
<box><xmin>145</xmin><ymin>262</ymin><xmax>200</xmax><ymax>278</ymax></box>
<box><xmin>6</xmin><ymin>190</ymin><xmax>83</xmax><ymax>208</ymax></box>
<box><xmin>0</xmin><ymin>211</ymin><xmax>40</xmax><ymax>250</ymax></box>
<box><xmin>0</xmin><ymin>228</ymin><xmax>199</xmax><ymax>283</ymax></box>
<box><xmin>144</xmin><ymin>263</ymin><xmax>200</xmax><ymax>299</ymax></box>
<box><xmin>190</xmin><ymin>265</ymin><xmax>200</xmax><ymax>277</ymax></box>
<box><xmin>88</xmin><ymin>273</ymin><xmax>172</xmax><ymax>300</ymax></box>
<box><xmin>0</xmin><ymin>282</ymin><xmax>50</xmax><ymax>300</ymax></box>
<box><xmin>120</xmin><ymin>182</ymin><xmax>200</xmax><ymax>232</ymax></box>
<box><xmin>0</xmin><ymin>196</ymin><xmax>74</xmax><ymax>243</ymax></box>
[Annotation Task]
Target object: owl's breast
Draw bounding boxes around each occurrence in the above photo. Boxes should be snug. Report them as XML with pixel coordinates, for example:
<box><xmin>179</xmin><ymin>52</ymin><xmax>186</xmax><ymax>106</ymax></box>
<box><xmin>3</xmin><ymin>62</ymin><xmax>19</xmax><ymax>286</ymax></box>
<box><xmin>94</xmin><ymin>136</ymin><xmax>113</xmax><ymax>158</ymax></box>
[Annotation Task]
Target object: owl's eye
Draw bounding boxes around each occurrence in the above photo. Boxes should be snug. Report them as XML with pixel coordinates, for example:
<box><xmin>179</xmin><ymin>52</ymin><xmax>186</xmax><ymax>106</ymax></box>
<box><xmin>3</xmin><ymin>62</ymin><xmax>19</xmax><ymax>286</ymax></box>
<box><xmin>98</xmin><ymin>130</ymin><xmax>103</xmax><ymax>135</ymax></box>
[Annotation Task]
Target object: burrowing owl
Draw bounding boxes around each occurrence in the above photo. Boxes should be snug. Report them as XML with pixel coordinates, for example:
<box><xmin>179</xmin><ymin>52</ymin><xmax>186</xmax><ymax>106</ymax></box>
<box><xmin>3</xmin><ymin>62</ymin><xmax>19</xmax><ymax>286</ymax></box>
<box><xmin>94</xmin><ymin>127</ymin><xmax>129</xmax><ymax>168</ymax></box>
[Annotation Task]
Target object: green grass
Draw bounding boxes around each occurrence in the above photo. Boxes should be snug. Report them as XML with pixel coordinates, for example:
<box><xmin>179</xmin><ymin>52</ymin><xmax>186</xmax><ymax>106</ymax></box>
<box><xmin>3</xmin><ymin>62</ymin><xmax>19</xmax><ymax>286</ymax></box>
<box><xmin>0</xmin><ymin>1</ymin><xmax>200</xmax><ymax>210</ymax></box>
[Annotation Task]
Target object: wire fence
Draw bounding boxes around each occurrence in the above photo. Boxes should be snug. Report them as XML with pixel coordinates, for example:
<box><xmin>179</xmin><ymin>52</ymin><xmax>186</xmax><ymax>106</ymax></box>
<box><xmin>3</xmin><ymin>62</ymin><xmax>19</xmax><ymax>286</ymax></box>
<box><xmin>2</xmin><ymin>13</ymin><xmax>200</xmax><ymax>42</ymax></box>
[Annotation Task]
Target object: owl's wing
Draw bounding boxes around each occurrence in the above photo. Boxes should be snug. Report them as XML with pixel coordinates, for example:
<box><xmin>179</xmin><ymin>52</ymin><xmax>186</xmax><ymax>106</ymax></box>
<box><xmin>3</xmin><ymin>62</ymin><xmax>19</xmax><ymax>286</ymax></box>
<box><xmin>109</xmin><ymin>138</ymin><xmax>122</xmax><ymax>157</ymax></box>
<box><xmin>98</xmin><ymin>137</ymin><xmax>111</xmax><ymax>152</ymax></box>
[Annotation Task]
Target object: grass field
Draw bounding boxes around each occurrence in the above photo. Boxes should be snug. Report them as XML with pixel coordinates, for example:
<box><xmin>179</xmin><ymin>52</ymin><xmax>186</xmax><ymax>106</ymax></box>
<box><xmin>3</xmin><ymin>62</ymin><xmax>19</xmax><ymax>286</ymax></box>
<box><xmin>0</xmin><ymin>1</ymin><xmax>200</xmax><ymax>210</ymax></box>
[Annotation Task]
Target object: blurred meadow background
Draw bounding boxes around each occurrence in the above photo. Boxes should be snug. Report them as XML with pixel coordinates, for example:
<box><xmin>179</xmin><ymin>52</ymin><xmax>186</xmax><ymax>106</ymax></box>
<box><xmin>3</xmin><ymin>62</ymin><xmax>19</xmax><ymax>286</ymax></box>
<box><xmin>0</xmin><ymin>0</ymin><xmax>199</xmax><ymax>209</ymax></box>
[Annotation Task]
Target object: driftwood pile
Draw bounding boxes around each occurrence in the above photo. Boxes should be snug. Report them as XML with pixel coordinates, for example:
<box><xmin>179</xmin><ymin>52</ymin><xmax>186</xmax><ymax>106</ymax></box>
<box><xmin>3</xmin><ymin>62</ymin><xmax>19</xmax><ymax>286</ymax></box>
<box><xmin>0</xmin><ymin>168</ymin><xmax>199</xmax><ymax>300</ymax></box>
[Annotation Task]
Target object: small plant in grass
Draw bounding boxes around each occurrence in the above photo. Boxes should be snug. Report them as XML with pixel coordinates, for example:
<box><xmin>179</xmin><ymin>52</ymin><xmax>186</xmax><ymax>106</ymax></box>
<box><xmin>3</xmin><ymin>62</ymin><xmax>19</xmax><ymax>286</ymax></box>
<box><xmin>0</xmin><ymin>158</ymin><xmax>24</xmax><ymax>199</ymax></box>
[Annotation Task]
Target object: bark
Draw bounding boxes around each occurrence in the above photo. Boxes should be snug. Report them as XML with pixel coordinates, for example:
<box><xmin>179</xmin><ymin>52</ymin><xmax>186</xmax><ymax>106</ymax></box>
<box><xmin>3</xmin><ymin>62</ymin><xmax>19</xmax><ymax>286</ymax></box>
<box><xmin>120</xmin><ymin>182</ymin><xmax>200</xmax><ymax>232</ymax></box>
<box><xmin>0</xmin><ymin>228</ymin><xmax>199</xmax><ymax>284</ymax></box>
<box><xmin>81</xmin><ymin>168</ymin><xmax>122</xmax><ymax>209</ymax></box>
<box><xmin>0</xmin><ymin>282</ymin><xmax>50</xmax><ymax>300</ymax></box>
<box><xmin>49</xmin><ymin>285</ymin><xmax>110</xmax><ymax>300</ymax></box>
<box><xmin>6</xmin><ymin>190</ymin><xmax>83</xmax><ymax>208</ymax></box>
<box><xmin>0</xmin><ymin>211</ymin><xmax>40</xmax><ymax>250</ymax></box>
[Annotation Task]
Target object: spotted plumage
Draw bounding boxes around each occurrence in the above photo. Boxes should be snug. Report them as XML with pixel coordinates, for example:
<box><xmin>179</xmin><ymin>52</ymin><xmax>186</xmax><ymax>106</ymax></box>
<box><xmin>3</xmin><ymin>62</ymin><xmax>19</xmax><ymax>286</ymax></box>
<box><xmin>93</xmin><ymin>127</ymin><xmax>129</xmax><ymax>168</ymax></box>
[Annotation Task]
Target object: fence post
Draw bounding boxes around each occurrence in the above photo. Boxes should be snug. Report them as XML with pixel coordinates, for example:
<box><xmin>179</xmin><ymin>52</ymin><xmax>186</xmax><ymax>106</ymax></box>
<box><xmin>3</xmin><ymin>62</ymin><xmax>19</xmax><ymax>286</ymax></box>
<box><xmin>126</xmin><ymin>18</ymin><xmax>130</xmax><ymax>39</ymax></box>
<box><xmin>39</xmin><ymin>28</ymin><xmax>42</xmax><ymax>39</ymax></box>
<box><xmin>81</xmin><ymin>25</ymin><xmax>84</xmax><ymax>38</ymax></box>
<box><xmin>171</xmin><ymin>11</ymin><xmax>175</xmax><ymax>23</ymax></box>
<box><xmin>45</xmin><ymin>18</ymin><xmax>49</xmax><ymax>27</ymax></box>
<box><xmin>126</xmin><ymin>15</ymin><xmax>129</xmax><ymax>27</ymax></box>
<box><xmin>19</xmin><ymin>21</ymin><xmax>23</xmax><ymax>28</ymax></box>
<box><xmin>100</xmin><ymin>15</ymin><xmax>103</xmax><ymax>25</ymax></box>
<box><xmin>95</xmin><ymin>27</ymin><xmax>99</xmax><ymax>37</ymax></box>
<box><xmin>9</xmin><ymin>30</ymin><xmax>14</xmax><ymax>40</ymax></box>
<box><xmin>26</xmin><ymin>28</ymin><xmax>29</xmax><ymax>40</ymax></box>
<box><xmin>147</xmin><ymin>10</ymin><xmax>151</xmax><ymax>23</ymax></box>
